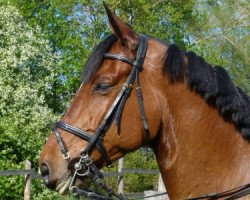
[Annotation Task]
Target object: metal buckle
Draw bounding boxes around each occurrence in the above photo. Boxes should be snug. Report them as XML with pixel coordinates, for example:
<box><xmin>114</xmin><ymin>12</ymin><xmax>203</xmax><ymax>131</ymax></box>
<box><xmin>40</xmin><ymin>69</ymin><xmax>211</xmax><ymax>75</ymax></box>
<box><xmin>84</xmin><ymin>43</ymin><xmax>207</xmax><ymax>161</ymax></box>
<box><xmin>82</xmin><ymin>155</ymin><xmax>93</xmax><ymax>166</ymax></box>
<box><xmin>122</xmin><ymin>83</ymin><xmax>132</xmax><ymax>89</ymax></box>
<box><xmin>63</xmin><ymin>152</ymin><xmax>70</xmax><ymax>160</ymax></box>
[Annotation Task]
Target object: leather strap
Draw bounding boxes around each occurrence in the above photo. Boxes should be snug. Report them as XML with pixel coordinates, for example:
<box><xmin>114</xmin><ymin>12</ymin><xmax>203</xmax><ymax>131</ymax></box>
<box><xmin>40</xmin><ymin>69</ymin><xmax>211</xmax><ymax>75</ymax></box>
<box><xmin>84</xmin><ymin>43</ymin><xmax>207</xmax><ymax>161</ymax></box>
<box><xmin>134</xmin><ymin>35</ymin><xmax>148</xmax><ymax>71</ymax></box>
<box><xmin>187</xmin><ymin>183</ymin><xmax>250</xmax><ymax>200</ymax></box>
<box><xmin>106</xmin><ymin>35</ymin><xmax>150</xmax><ymax>144</ymax></box>
<box><xmin>114</xmin><ymin>84</ymin><xmax>133</xmax><ymax>127</ymax></box>
<box><xmin>136</xmin><ymin>70</ymin><xmax>151</xmax><ymax>145</ymax></box>
<box><xmin>53</xmin><ymin>127</ymin><xmax>70</xmax><ymax>161</ymax></box>
<box><xmin>104</xmin><ymin>53</ymin><xmax>134</xmax><ymax>66</ymax></box>
<box><xmin>82</xmin><ymin>67</ymin><xmax>137</xmax><ymax>156</ymax></box>
<box><xmin>54</xmin><ymin>121</ymin><xmax>112</xmax><ymax>166</ymax></box>
<box><xmin>55</xmin><ymin>121</ymin><xmax>94</xmax><ymax>141</ymax></box>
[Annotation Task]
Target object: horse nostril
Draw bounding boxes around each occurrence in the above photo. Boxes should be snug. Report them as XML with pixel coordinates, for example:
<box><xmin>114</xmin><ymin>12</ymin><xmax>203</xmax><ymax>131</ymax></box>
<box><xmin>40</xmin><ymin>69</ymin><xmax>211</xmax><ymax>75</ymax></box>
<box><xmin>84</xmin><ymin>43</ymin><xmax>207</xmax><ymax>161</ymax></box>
<box><xmin>40</xmin><ymin>163</ymin><xmax>56</xmax><ymax>189</ymax></box>
<box><xmin>40</xmin><ymin>163</ymin><xmax>52</xmax><ymax>186</ymax></box>
<box><xmin>40</xmin><ymin>163</ymin><xmax>49</xmax><ymax>177</ymax></box>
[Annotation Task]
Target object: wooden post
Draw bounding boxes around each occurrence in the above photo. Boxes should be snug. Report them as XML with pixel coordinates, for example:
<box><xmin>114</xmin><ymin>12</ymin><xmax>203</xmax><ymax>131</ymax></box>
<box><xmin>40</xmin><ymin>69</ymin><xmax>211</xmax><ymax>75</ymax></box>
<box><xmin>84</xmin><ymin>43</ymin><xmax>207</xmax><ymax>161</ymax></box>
<box><xmin>118</xmin><ymin>157</ymin><xmax>124</xmax><ymax>194</ymax></box>
<box><xmin>158</xmin><ymin>174</ymin><xmax>169</xmax><ymax>200</ymax></box>
<box><xmin>24</xmin><ymin>160</ymin><xmax>31</xmax><ymax>200</ymax></box>
<box><xmin>158</xmin><ymin>174</ymin><xmax>165</xmax><ymax>192</ymax></box>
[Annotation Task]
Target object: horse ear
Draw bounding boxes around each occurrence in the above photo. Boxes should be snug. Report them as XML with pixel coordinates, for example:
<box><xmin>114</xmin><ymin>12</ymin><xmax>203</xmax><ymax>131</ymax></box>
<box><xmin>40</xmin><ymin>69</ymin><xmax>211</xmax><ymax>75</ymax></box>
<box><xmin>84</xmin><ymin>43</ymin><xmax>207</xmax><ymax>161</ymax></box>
<box><xmin>103</xmin><ymin>2</ymin><xmax>139</xmax><ymax>52</ymax></box>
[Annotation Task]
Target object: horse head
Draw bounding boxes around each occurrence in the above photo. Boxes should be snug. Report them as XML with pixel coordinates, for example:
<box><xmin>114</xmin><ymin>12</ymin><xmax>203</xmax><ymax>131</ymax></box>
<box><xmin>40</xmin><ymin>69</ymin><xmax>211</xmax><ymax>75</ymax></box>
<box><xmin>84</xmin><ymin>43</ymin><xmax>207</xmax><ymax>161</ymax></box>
<box><xmin>39</xmin><ymin>4</ymin><xmax>164</xmax><ymax>197</ymax></box>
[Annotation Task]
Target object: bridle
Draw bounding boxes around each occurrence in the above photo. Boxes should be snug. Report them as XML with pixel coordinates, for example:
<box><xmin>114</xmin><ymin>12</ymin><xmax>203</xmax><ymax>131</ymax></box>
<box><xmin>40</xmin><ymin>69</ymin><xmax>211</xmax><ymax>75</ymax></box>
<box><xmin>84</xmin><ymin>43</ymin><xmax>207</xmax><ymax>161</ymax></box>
<box><xmin>52</xmin><ymin>35</ymin><xmax>150</xmax><ymax>200</ymax></box>
<box><xmin>51</xmin><ymin>34</ymin><xmax>250</xmax><ymax>200</ymax></box>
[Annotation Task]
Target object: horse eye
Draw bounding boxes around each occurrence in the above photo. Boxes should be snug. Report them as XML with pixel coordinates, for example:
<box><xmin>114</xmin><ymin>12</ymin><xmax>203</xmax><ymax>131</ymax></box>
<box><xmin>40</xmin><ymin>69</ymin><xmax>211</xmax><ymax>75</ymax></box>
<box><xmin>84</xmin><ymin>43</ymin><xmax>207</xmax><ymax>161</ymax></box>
<box><xmin>93</xmin><ymin>83</ymin><xmax>112</xmax><ymax>92</ymax></box>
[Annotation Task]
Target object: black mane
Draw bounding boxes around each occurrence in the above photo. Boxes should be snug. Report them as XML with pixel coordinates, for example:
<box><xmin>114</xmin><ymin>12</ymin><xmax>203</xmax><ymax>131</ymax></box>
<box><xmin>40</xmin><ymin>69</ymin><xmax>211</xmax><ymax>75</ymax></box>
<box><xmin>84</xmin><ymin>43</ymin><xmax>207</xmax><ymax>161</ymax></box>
<box><xmin>81</xmin><ymin>34</ymin><xmax>117</xmax><ymax>83</ymax></box>
<box><xmin>81</xmin><ymin>35</ymin><xmax>250</xmax><ymax>140</ymax></box>
<box><xmin>164</xmin><ymin>44</ymin><xmax>250</xmax><ymax>140</ymax></box>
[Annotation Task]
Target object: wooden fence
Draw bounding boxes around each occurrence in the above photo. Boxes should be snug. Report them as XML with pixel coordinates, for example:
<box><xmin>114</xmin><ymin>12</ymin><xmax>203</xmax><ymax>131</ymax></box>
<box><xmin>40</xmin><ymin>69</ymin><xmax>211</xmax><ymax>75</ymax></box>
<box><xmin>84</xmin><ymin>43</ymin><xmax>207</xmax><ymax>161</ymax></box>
<box><xmin>0</xmin><ymin>159</ymin><xmax>168</xmax><ymax>200</ymax></box>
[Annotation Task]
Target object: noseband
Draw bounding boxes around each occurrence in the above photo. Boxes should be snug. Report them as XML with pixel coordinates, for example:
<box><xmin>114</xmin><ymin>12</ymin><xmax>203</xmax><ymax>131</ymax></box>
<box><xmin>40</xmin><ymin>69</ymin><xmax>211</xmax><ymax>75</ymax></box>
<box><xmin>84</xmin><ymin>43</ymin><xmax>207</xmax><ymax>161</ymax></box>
<box><xmin>52</xmin><ymin>35</ymin><xmax>149</xmax><ymax>199</ymax></box>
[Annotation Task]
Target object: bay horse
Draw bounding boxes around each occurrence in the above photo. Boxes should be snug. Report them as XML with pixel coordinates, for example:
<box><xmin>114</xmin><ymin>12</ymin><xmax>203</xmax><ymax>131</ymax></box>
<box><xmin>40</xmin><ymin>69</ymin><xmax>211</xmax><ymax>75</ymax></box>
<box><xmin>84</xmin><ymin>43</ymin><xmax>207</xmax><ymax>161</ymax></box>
<box><xmin>39</xmin><ymin>3</ymin><xmax>250</xmax><ymax>200</ymax></box>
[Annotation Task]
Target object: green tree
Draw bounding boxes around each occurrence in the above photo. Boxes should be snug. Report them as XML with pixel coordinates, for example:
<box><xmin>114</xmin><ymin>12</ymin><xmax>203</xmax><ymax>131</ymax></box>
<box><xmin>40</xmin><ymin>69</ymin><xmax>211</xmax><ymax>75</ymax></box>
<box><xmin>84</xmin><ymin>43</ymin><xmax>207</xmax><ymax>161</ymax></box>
<box><xmin>123</xmin><ymin>149</ymin><xmax>159</xmax><ymax>192</ymax></box>
<box><xmin>102</xmin><ymin>148</ymin><xmax>159</xmax><ymax>194</ymax></box>
<box><xmin>188</xmin><ymin>0</ymin><xmax>250</xmax><ymax>94</ymax></box>
<box><xmin>0</xmin><ymin>3</ymin><xmax>60</xmax><ymax>199</ymax></box>
<box><xmin>10</xmin><ymin>0</ymin><xmax>249</xmax><ymax>106</ymax></box>
<box><xmin>11</xmin><ymin>0</ymin><xmax>197</xmax><ymax>113</ymax></box>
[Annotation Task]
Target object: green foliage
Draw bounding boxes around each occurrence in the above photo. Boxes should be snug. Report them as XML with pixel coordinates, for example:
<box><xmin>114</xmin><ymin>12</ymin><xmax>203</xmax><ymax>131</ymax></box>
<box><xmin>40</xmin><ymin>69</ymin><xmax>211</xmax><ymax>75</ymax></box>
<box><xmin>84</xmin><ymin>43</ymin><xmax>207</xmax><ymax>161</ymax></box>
<box><xmin>12</xmin><ymin>0</ymin><xmax>248</xmax><ymax>97</ymax></box>
<box><xmin>0</xmin><ymin>3</ymin><xmax>59</xmax><ymax>199</ymax></box>
<box><xmin>187</xmin><ymin>0</ymin><xmax>250</xmax><ymax>94</ymax></box>
<box><xmin>31</xmin><ymin>179</ymin><xmax>79</xmax><ymax>200</ymax></box>
<box><xmin>105</xmin><ymin>0</ymin><xmax>195</xmax><ymax>48</ymax></box>
<box><xmin>102</xmin><ymin>149</ymin><xmax>158</xmax><ymax>193</ymax></box>
<box><xmin>0</xmin><ymin>169</ymin><xmax>24</xmax><ymax>200</ymax></box>
<box><xmin>11</xmin><ymin>0</ymin><xmax>196</xmax><ymax>113</ymax></box>
<box><xmin>123</xmin><ymin>149</ymin><xmax>158</xmax><ymax>192</ymax></box>
<box><xmin>0</xmin><ymin>1</ymin><xmax>169</xmax><ymax>199</ymax></box>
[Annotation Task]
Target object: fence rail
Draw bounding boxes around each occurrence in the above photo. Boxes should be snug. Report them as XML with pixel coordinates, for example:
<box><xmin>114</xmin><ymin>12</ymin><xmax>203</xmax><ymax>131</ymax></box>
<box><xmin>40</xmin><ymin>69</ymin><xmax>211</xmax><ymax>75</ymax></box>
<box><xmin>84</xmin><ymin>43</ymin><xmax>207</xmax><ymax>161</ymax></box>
<box><xmin>0</xmin><ymin>168</ymin><xmax>159</xmax><ymax>178</ymax></box>
<box><xmin>0</xmin><ymin>169</ymin><xmax>35</xmax><ymax>176</ymax></box>
<box><xmin>0</xmin><ymin>160</ymin><xmax>168</xmax><ymax>200</ymax></box>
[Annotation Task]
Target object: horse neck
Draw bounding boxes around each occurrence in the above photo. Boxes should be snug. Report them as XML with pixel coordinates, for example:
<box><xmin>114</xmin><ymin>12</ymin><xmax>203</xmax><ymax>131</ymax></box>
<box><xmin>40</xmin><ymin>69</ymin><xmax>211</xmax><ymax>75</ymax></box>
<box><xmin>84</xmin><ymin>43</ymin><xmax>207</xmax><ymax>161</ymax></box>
<box><xmin>155</xmin><ymin>81</ymin><xmax>250</xmax><ymax>199</ymax></box>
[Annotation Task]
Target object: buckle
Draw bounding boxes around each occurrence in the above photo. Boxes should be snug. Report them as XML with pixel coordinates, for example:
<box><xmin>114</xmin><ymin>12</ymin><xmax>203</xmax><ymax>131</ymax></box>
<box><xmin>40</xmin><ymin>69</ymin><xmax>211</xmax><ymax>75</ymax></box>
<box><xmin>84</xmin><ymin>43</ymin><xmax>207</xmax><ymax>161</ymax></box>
<box><xmin>122</xmin><ymin>83</ymin><xmax>132</xmax><ymax>89</ymax></box>
<box><xmin>63</xmin><ymin>152</ymin><xmax>70</xmax><ymax>160</ymax></box>
<box><xmin>82</xmin><ymin>155</ymin><xmax>93</xmax><ymax>166</ymax></box>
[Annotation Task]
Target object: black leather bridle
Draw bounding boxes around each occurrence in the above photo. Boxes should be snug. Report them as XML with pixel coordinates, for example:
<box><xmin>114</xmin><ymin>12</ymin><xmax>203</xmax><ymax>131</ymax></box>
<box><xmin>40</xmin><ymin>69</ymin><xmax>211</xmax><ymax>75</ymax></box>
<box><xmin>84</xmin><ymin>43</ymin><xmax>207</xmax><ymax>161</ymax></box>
<box><xmin>51</xmin><ymin>34</ymin><xmax>250</xmax><ymax>200</ymax></box>
<box><xmin>52</xmin><ymin>35</ymin><xmax>150</xmax><ymax>200</ymax></box>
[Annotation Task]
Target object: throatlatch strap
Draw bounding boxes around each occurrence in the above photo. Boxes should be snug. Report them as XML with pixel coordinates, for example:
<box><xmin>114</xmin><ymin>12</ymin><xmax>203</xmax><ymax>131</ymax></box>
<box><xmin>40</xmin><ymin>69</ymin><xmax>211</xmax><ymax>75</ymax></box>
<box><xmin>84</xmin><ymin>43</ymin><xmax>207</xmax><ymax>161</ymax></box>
<box><xmin>114</xmin><ymin>84</ymin><xmax>133</xmax><ymax>127</ymax></box>
<box><xmin>135</xmin><ymin>70</ymin><xmax>151</xmax><ymax>145</ymax></box>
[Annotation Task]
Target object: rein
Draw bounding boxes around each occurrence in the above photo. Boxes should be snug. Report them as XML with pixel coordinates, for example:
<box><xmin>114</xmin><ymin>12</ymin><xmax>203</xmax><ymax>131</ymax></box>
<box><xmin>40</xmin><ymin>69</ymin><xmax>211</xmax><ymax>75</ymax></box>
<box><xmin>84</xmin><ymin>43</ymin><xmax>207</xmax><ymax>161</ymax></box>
<box><xmin>187</xmin><ymin>183</ymin><xmax>250</xmax><ymax>200</ymax></box>
<box><xmin>52</xmin><ymin>35</ymin><xmax>149</xmax><ymax>199</ymax></box>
